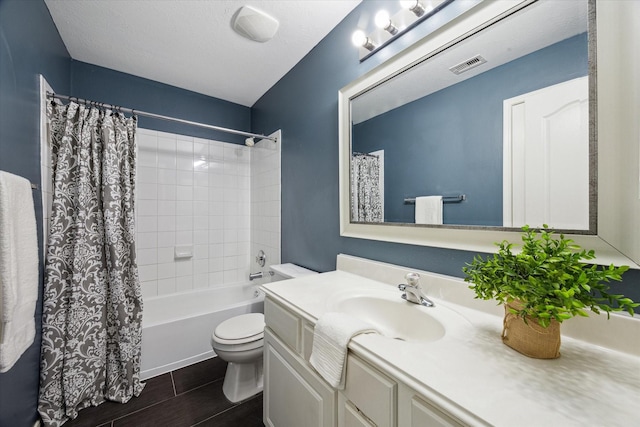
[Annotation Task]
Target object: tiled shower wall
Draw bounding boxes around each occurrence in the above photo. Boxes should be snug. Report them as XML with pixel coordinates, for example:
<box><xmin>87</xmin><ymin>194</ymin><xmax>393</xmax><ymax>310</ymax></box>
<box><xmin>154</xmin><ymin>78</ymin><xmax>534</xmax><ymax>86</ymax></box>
<box><xmin>135</xmin><ymin>128</ymin><xmax>280</xmax><ymax>298</ymax></box>
<box><xmin>40</xmin><ymin>124</ymin><xmax>281</xmax><ymax>299</ymax></box>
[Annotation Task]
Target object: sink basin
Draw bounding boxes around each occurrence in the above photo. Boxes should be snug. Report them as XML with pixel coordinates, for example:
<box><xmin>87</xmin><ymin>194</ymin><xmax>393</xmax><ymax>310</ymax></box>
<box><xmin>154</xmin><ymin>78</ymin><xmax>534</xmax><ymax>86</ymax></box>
<box><xmin>330</xmin><ymin>290</ymin><xmax>469</xmax><ymax>343</ymax></box>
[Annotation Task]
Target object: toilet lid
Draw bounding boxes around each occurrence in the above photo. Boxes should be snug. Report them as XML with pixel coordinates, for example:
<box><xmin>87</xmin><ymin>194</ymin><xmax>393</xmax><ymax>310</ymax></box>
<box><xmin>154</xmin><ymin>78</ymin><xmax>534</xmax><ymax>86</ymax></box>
<box><xmin>214</xmin><ymin>313</ymin><xmax>265</xmax><ymax>341</ymax></box>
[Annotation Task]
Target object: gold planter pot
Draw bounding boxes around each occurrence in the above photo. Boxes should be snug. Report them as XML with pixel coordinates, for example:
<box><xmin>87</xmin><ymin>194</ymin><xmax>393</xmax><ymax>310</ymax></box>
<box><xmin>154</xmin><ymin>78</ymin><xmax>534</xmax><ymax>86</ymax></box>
<box><xmin>501</xmin><ymin>302</ymin><xmax>561</xmax><ymax>359</ymax></box>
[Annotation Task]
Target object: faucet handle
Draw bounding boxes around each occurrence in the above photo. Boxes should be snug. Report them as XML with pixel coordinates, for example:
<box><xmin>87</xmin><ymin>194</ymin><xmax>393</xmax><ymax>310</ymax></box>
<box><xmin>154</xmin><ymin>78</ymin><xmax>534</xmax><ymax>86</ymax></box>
<box><xmin>405</xmin><ymin>272</ymin><xmax>420</xmax><ymax>287</ymax></box>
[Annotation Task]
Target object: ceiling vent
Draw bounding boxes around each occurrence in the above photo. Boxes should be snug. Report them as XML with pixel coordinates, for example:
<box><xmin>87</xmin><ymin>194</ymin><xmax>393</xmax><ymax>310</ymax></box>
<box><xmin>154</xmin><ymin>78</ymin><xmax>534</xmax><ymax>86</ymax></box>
<box><xmin>449</xmin><ymin>55</ymin><xmax>487</xmax><ymax>75</ymax></box>
<box><xmin>232</xmin><ymin>5</ymin><xmax>279</xmax><ymax>43</ymax></box>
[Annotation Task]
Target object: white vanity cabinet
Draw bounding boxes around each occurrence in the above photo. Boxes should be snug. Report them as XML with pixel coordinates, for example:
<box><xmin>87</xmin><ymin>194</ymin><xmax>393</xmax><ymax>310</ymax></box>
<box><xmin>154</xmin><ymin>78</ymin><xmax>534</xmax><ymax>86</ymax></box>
<box><xmin>264</xmin><ymin>298</ymin><xmax>337</xmax><ymax>427</ymax></box>
<box><xmin>264</xmin><ymin>296</ymin><xmax>471</xmax><ymax>427</ymax></box>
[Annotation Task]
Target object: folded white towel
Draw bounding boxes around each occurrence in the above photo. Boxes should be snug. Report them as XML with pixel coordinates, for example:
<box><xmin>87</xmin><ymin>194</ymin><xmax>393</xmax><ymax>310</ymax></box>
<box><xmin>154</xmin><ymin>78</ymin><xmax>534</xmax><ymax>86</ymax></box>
<box><xmin>309</xmin><ymin>312</ymin><xmax>379</xmax><ymax>389</ymax></box>
<box><xmin>0</xmin><ymin>171</ymin><xmax>38</xmax><ymax>372</ymax></box>
<box><xmin>415</xmin><ymin>195</ymin><xmax>443</xmax><ymax>225</ymax></box>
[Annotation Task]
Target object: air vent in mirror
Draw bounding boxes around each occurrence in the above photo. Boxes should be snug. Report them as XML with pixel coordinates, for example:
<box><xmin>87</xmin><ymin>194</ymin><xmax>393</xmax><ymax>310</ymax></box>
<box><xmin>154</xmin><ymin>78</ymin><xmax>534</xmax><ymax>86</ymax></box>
<box><xmin>449</xmin><ymin>55</ymin><xmax>487</xmax><ymax>75</ymax></box>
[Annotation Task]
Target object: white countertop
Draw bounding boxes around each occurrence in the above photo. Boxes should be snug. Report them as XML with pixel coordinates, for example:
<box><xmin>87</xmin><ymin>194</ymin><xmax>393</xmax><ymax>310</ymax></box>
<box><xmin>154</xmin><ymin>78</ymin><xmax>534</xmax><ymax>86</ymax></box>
<box><xmin>261</xmin><ymin>255</ymin><xmax>640</xmax><ymax>427</ymax></box>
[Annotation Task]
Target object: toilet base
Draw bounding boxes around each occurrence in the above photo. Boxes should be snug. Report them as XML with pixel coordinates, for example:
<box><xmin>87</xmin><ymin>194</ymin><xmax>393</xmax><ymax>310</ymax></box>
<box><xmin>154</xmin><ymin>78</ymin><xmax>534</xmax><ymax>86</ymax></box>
<box><xmin>222</xmin><ymin>357</ymin><xmax>264</xmax><ymax>403</ymax></box>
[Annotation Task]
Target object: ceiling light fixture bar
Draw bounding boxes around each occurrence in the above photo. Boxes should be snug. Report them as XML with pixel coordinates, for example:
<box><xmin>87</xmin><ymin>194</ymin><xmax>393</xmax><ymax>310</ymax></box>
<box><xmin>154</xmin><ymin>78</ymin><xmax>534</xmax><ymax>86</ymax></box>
<box><xmin>354</xmin><ymin>0</ymin><xmax>454</xmax><ymax>62</ymax></box>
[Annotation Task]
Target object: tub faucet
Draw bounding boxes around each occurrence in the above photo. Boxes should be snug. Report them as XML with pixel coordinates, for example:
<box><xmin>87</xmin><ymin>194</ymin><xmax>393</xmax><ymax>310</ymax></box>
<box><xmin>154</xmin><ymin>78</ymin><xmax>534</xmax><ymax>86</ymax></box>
<box><xmin>398</xmin><ymin>272</ymin><xmax>434</xmax><ymax>307</ymax></box>
<box><xmin>249</xmin><ymin>272</ymin><xmax>263</xmax><ymax>281</ymax></box>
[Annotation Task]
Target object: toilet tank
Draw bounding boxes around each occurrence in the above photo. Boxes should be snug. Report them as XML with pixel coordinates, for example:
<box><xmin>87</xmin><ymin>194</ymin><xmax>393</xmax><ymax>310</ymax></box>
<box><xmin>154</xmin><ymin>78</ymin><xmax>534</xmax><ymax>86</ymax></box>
<box><xmin>269</xmin><ymin>263</ymin><xmax>318</xmax><ymax>281</ymax></box>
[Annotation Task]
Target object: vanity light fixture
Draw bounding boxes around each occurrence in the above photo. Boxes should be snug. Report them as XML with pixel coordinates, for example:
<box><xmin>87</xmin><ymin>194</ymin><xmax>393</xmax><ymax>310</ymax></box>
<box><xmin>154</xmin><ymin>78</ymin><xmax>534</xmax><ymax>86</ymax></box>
<box><xmin>353</xmin><ymin>0</ymin><xmax>453</xmax><ymax>61</ymax></box>
<box><xmin>351</xmin><ymin>30</ymin><xmax>376</xmax><ymax>51</ymax></box>
<box><xmin>375</xmin><ymin>10</ymin><xmax>399</xmax><ymax>35</ymax></box>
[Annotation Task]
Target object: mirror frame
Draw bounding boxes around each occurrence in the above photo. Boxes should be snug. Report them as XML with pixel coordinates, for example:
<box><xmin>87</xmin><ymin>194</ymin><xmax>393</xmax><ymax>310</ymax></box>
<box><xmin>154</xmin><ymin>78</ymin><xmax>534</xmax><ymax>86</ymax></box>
<box><xmin>339</xmin><ymin>0</ymin><xmax>639</xmax><ymax>267</ymax></box>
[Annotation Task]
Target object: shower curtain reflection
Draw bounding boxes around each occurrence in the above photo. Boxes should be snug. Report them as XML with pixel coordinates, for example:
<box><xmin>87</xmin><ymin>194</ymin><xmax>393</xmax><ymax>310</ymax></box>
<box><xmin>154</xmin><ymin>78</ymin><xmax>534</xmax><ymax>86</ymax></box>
<box><xmin>351</xmin><ymin>152</ymin><xmax>383</xmax><ymax>222</ymax></box>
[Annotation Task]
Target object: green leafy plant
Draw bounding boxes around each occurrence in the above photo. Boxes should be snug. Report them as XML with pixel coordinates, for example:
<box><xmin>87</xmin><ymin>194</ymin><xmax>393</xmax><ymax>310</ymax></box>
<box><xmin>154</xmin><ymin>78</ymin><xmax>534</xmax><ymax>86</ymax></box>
<box><xmin>463</xmin><ymin>225</ymin><xmax>638</xmax><ymax>327</ymax></box>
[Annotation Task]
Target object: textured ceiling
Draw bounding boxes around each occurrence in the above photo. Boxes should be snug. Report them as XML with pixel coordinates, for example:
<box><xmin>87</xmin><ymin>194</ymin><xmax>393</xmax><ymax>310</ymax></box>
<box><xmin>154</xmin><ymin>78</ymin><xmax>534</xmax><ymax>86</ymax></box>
<box><xmin>45</xmin><ymin>0</ymin><xmax>361</xmax><ymax>107</ymax></box>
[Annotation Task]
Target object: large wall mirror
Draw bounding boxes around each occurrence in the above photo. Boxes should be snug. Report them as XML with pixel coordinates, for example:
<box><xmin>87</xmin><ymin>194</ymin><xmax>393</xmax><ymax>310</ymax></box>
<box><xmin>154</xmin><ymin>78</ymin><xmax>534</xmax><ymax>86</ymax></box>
<box><xmin>339</xmin><ymin>0</ymin><xmax>640</xmax><ymax>267</ymax></box>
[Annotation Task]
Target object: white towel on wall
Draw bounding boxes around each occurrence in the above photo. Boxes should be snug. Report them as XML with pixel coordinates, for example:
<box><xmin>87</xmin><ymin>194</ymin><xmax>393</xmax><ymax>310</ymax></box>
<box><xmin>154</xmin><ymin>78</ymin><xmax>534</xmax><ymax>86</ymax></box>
<box><xmin>309</xmin><ymin>312</ymin><xmax>380</xmax><ymax>389</ymax></box>
<box><xmin>0</xmin><ymin>171</ymin><xmax>38</xmax><ymax>373</ymax></box>
<box><xmin>415</xmin><ymin>195</ymin><xmax>443</xmax><ymax>225</ymax></box>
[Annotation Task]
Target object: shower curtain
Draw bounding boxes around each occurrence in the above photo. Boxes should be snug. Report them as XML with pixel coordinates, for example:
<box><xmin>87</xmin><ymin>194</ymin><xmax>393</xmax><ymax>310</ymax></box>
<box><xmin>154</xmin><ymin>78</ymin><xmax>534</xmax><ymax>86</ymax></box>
<box><xmin>351</xmin><ymin>153</ymin><xmax>383</xmax><ymax>222</ymax></box>
<box><xmin>39</xmin><ymin>101</ymin><xmax>144</xmax><ymax>426</ymax></box>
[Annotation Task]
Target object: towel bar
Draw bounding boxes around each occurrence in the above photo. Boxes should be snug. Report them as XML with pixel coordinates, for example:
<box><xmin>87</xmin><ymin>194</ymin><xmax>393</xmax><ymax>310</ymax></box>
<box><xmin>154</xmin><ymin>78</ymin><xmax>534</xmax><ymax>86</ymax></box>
<box><xmin>404</xmin><ymin>195</ymin><xmax>465</xmax><ymax>204</ymax></box>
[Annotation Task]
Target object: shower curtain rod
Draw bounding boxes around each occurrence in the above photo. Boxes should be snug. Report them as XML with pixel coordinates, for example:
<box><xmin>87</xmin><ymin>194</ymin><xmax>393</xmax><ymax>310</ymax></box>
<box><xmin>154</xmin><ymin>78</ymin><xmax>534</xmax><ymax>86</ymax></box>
<box><xmin>46</xmin><ymin>91</ymin><xmax>277</xmax><ymax>142</ymax></box>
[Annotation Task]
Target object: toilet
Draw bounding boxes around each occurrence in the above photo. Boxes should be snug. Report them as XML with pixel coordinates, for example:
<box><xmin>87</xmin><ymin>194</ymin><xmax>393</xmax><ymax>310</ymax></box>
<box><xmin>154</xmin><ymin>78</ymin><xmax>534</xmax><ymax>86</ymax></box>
<box><xmin>211</xmin><ymin>263</ymin><xmax>317</xmax><ymax>403</ymax></box>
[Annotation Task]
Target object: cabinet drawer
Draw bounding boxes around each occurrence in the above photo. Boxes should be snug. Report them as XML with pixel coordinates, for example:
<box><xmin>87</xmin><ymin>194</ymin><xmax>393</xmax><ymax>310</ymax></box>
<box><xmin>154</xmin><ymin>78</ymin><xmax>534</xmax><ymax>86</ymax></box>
<box><xmin>265</xmin><ymin>297</ymin><xmax>301</xmax><ymax>353</ymax></box>
<box><xmin>411</xmin><ymin>396</ymin><xmax>465</xmax><ymax>427</ymax></box>
<box><xmin>344</xmin><ymin>355</ymin><xmax>397</xmax><ymax>427</ymax></box>
<box><xmin>344</xmin><ymin>401</ymin><xmax>376</xmax><ymax>427</ymax></box>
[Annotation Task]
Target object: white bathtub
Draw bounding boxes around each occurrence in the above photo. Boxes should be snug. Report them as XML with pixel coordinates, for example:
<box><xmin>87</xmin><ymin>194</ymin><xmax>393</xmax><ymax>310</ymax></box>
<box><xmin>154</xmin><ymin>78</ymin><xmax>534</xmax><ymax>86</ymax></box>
<box><xmin>140</xmin><ymin>283</ymin><xmax>264</xmax><ymax>380</ymax></box>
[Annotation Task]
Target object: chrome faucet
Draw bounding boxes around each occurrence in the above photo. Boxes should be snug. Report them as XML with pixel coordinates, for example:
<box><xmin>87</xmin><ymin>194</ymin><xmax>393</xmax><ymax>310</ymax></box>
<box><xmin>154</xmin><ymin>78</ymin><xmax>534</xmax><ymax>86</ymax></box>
<box><xmin>398</xmin><ymin>272</ymin><xmax>435</xmax><ymax>307</ymax></box>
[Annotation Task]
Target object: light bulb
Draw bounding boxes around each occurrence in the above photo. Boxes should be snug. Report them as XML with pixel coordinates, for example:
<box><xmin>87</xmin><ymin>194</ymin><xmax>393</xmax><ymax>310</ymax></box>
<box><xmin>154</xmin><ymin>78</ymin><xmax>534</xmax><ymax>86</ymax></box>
<box><xmin>351</xmin><ymin>30</ymin><xmax>367</xmax><ymax>47</ymax></box>
<box><xmin>374</xmin><ymin>10</ymin><xmax>391</xmax><ymax>29</ymax></box>
<box><xmin>399</xmin><ymin>0</ymin><xmax>418</xmax><ymax>8</ymax></box>
<box><xmin>351</xmin><ymin>30</ymin><xmax>376</xmax><ymax>51</ymax></box>
<box><xmin>400</xmin><ymin>0</ymin><xmax>427</xmax><ymax>17</ymax></box>
<box><xmin>375</xmin><ymin>10</ymin><xmax>399</xmax><ymax>35</ymax></box>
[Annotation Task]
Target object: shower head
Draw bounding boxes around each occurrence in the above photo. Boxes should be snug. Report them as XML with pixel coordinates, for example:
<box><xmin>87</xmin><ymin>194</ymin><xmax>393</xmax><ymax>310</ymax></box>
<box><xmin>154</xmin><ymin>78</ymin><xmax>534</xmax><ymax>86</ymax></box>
<box><xmin>245</xmin><ymin>137</ymin><xmax>255</xmax><ymax>147</ymax></box>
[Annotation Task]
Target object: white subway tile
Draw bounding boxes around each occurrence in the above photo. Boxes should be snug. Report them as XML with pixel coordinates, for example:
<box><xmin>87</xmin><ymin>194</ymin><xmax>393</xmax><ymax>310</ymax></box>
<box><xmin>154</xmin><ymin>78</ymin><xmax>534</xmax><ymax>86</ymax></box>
<box><xmin>157</xmin><ymin>231</ymin><xmax>176</xmax><ymax>247</ymax></box>
<box><xmin>158</xmin><ymin>184</ymin><xmax>177</xmax><ymax>200</ymax></box>
<box><xmin>138</xmin><ymin>147</ymin><xmax>157</xmax><ymax>167</ymax></box>
<box><xmin>194</xmin><ymin>172</ymin><xmax>208</xmax><ymax>187</ymax></box>
<box><xmin>177</xmin><ymin>155</ymin><xmax>194</xmax><ymax>171</ymax></box>
<box><xmin>177</xmin><ymin>171</ymin><xmax>194</xmax><ymax>186</ymax></box>
<box><xmin>208</xmin><ymin>272</ymin><xmax>224</xmax><ymax>286</ymax></box>
<box><xmin>176</xmin><ymin>201</ymin><xmax>193</xmax><ymax>216</ymax></box>
<box><xmin>137</xmin><ymin>248</ymin><xmax>157</xmax><ymax>266</ymax></box>
<box><xmin>175</xmin><ymin>259</ymin><xmax>193</xmax><ymax>277</ymax></box>
<box><xmin>209</xmin><ymin>244</ymin><xmax>224</xmax><ymax>258</ymax></box>
<box><xmin>194</xmin><ymin>187</ymin><xmax>209</xmax><ymax>201</ymax></box>
<box><xmin>176</xmin><ymin>276</ymin><xmax>193</xmax><ymax>293</ymax></box>
<box><xmin>157</xmin><ymin>263</ymin><xmax>176</xmax><ymax>279</ymax></box>
<box><xmin>138</xmin><ymin>166</ymin><xmax>157</xmax><ymax>184</ymax></box>
<box><xmin>194</xmin><ymin>215</ymin><xmax>208</xmax><ymax>230</ymax></box>
<box><xmin>157</xmin><ymin>278</ymin><xmax>176</xmax><ymax>295</ymax></box>
<box><xmin>176</xmin><ymin>215</ymin><xmax>194</xmax><ymax>231</ymax></box>
<box><xmin>137</xmin><ymin>232</ymin><xmax>157</xmax><ymax>249</ymax></box>
<box><xmin>137</xmin><ymin>183</ymin><xmax>158</xmax><ymax>200</ymax></box>
<box><xmin>193</xmin><ymin>273</ymin><xmax>208</xmax><ymax>289</ymax></box>
<box><xmin>194</xmin><ymin>244</ymin><xmax>208</xmax><ymax>259</ymax></box>
<box><xmin>157</xmin><ymin>215</ymin><xmax>177</xmax><ymax>231</ymax></box>
<box><xmin>157</xmin><ymin>247</ymin><xmax>173</xmax><ymax>263</ymax></box>
<box><xmin>194</xmin><ymin>259</ymin><xmax>209</xmax><ymax>275</ymax></box>
<box><xmin>177</xmin><ymin>186</ymin><xmax>193</xmax><ymax>201</ymax></box>
<box><xmin>157</xmin><ymin>168</ymin><xmax>176</xmax><ymax>185</ymax></box>
<box><xmin>138</xmin><ymin>264</ymin><xmax>157</xmax><ymax>282</ymax></box>
<box><xmin>137</xmin><ymin>216</ymin><xmax>158</xmax><ymax>233</ymax></box>
<box><xmin>209</xmin><ymin>257</ymin><xmax>223</xmax><ymax>272</ymax></box>
<box><xmin>141</xmin><ymin>280</ymin><xmax>158</xmax><ymax>299</ymax></box>
<box><xmin>176</xmin><ymin>230</ymin><xmax>193</xmax><ymax>245</ymax></box>
<box><xmin>157</xmin><ymin>200</ymin><xmax>177</xmax><ymax>216</ymax></box>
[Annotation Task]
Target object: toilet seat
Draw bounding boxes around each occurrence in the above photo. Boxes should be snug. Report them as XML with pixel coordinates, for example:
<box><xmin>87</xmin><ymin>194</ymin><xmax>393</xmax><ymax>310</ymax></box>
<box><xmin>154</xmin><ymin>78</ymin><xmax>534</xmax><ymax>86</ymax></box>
<box><xmin>212</xmin><ymin>313</ymin><xmax>265</xmax><ymax>346</ymax></box>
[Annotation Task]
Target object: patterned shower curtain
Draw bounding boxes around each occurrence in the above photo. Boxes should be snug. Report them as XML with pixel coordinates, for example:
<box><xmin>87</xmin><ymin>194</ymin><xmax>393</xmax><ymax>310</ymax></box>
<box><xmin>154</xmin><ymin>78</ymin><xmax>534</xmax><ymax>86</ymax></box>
<box><xmin>39</xmin><ymin>101</ymin><xmax>144</xmax><ymax>426</ymax></box>
<box><xmin>351</xmin><ymin>153</ymin><xmax>383</xmax><ymax>222</ymax></box>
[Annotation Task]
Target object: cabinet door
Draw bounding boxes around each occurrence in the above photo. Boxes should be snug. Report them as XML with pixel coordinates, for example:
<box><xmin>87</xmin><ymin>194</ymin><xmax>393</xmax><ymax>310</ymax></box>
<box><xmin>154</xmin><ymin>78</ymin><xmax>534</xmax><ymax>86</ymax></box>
<box><xmin>264</xmin><ymin>329</ymin><xmax>336</xmax><ymax>427</ymax></box>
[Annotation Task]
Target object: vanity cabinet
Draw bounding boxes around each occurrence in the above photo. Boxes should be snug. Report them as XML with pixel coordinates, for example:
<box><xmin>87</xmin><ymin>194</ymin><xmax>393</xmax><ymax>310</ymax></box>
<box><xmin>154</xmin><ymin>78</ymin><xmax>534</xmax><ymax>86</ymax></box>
<box><xmin>264</xmin><ymin>298</ymin><xmax>337</xmax><ymax>427</ymax></box>
<box><xmin>264</xmin><ymin>296</ymin><xmax>474</xmax><ymax>427</ymax></box>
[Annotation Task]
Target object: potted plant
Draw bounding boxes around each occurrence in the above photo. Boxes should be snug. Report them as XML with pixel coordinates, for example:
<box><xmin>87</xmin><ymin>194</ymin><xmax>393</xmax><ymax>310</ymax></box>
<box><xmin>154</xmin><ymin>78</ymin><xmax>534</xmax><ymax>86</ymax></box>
<box><xmin>463</xmin><ymin>225</ymin><xmax>638</xmax><ymax>359</ymax></box>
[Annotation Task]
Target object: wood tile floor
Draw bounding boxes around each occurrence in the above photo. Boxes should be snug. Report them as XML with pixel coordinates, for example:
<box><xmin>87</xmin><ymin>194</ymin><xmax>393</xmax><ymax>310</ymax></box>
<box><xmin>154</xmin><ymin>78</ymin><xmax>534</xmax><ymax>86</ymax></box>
<box><xmin>64</xmin><ymin>358</ymin><xmax>264</xmax><ymax>427</ymax></box>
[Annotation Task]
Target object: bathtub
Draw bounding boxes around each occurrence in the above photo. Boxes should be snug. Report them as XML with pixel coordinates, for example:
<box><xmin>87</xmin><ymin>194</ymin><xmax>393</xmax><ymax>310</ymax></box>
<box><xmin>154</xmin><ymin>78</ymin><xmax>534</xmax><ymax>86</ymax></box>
<box><xmin>140</xmin><ymin>283</ymin><xmax>264</xmax><ymax>380</ymax></box>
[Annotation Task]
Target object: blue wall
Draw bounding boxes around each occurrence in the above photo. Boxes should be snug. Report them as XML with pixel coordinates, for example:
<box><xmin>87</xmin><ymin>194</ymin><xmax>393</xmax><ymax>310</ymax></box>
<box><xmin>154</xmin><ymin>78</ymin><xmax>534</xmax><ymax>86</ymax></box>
<box><xmin>0</xmin><ymin>1</ymin><xmax>70</xmax><ymax>426</ymax></box>
<box><xmin>353</xmin><ymin>34</ymin><xmax>588</xmax><ymax>225</ymax></box>
<box><xmin>70</xmin><ymin>61</ymin><xmax>251</xmax><ymax>145</ymax></box>
<box><xmin>251</xmin><ymin>4</ymin><xmax>640</xmax><ymax>299</ymax></box>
